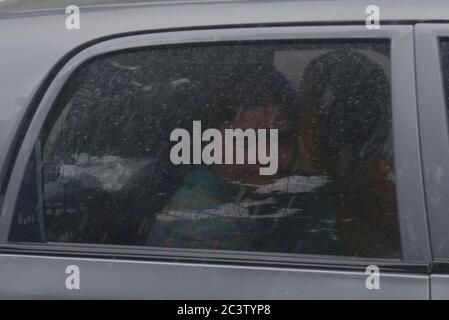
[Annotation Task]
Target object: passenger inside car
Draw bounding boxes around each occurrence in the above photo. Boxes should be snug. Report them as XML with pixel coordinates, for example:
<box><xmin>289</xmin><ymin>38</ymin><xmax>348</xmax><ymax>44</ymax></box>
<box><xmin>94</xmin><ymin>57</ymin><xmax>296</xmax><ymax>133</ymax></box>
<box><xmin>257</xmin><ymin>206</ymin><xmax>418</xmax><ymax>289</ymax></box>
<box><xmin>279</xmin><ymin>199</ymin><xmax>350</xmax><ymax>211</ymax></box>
<box><xmin>297</xmin><ymin>49</ymin><xmax>400</xmax><ymax>258</ymax></box>
<box><xmin>146</xmin><ymin>63</ymin><xmax>341</xmax><ymax>255</ymax></box>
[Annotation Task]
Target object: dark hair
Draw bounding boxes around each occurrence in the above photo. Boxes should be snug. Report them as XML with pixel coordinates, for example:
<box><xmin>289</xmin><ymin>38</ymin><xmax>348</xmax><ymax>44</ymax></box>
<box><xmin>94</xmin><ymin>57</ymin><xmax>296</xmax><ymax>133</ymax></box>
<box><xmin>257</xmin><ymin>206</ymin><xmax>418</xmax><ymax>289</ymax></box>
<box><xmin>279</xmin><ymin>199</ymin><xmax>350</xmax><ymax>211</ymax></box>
<box><xmin>298</xmin><ymin>49</ymin><xmax>391</xmax><ymax>174</ymax></box>
<box><xmin>214</xmin><ymin>63</ymin><xmax>298</xmax><ymax>131</ymax></box>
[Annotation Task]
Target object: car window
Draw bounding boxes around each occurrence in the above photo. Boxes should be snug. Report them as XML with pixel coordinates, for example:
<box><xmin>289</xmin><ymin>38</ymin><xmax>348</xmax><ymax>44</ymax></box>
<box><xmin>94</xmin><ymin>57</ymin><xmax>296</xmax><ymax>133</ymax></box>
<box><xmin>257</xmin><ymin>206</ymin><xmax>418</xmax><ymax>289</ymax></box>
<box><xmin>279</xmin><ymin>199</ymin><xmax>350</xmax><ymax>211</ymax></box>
<box><xmin>8</xmin><ymin>40</ymin><xmax>401</xmax><ymax>258</ymax></box>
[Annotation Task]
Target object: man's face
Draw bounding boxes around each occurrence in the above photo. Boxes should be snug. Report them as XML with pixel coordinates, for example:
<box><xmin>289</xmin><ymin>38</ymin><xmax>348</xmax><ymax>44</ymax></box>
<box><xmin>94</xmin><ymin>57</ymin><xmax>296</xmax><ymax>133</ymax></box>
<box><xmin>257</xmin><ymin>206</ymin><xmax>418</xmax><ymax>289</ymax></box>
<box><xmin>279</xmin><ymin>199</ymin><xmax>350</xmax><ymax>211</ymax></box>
<box><xmin>215</xmin><ymin>104</ymin><xmax>296</xmax><ymax>183</ymax></box>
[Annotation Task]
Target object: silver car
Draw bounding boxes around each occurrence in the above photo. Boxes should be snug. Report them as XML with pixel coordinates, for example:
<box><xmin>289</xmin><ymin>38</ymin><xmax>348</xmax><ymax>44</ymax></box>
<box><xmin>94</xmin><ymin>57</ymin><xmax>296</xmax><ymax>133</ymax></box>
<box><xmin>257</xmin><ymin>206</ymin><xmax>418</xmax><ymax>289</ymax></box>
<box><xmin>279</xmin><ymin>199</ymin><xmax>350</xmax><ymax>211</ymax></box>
<box><xmin>0</xmin><ymin>0</ymin><xmax>448</xmax><ymax>300</ymax></box>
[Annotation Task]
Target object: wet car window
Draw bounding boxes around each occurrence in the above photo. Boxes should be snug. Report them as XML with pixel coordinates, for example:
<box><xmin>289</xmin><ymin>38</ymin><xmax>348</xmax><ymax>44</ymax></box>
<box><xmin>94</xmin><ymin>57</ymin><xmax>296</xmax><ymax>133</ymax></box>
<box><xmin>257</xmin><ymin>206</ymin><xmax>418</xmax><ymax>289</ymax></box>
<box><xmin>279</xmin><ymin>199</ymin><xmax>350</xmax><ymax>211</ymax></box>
<box><xmin>9</xmin><ymin>40</ymin><xmax>401</xmax><ymax>258</ymax></box>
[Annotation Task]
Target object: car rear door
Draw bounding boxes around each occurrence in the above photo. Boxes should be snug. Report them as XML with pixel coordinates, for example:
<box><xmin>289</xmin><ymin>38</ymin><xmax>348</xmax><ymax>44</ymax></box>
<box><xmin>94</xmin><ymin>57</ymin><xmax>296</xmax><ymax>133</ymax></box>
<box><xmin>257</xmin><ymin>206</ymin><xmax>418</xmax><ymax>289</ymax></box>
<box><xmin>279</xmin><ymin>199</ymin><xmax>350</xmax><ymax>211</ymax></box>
<box><xmin>0</xmin><ymin>25</ymin><xmax>430</xmax><ymax>299</ymax></box>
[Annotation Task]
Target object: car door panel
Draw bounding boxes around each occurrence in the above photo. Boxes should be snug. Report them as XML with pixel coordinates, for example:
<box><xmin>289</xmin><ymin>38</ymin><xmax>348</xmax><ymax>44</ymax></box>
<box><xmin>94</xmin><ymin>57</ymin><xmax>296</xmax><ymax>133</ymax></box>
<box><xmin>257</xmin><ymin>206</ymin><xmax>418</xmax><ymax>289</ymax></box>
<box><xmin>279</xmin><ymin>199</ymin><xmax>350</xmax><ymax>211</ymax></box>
<box><xmin>0</xmin><ymin>25</ymin><xmax>430</xmax><ymax>299</ymax></box>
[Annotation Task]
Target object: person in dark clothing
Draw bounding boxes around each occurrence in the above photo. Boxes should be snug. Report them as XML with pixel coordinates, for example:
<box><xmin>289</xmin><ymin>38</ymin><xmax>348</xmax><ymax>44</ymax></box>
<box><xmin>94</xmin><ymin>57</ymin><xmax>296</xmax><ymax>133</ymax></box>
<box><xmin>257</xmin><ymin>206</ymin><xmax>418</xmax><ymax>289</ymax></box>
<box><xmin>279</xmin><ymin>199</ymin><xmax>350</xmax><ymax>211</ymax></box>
<box><xmin>297</xmin><ymin>49</ymin><xmax>400</xmax><ymax>258</ymax></box>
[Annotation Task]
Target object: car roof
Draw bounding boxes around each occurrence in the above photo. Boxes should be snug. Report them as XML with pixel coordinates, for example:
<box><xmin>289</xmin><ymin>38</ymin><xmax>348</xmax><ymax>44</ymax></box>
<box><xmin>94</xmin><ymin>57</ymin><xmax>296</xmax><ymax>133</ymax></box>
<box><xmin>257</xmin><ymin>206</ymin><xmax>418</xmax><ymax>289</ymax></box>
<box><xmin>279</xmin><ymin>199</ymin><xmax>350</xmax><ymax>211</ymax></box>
<box><xmin>3</xmin><ymin>0</ymin><xmax>261</xmax><ymax>13</ymax></box>
<box><xmin>1</xmin><ymin>0</ymin><xmax>345</xmax><ymax>11</ymax></box>
<box><xmin>0</xmin><ymin>0</ymin><xmax>226</xmax><ymax>11</ymax></box>
<box><xmin>0</xmin><ymin>0</ymin><xmax>448</xmax><ymax>23</ymax></box>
